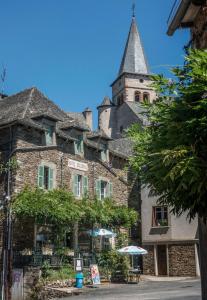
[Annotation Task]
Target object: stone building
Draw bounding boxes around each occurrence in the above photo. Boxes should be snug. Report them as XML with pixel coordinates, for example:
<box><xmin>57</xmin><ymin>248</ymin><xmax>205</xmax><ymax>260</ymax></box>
<box><xmin>0</xmin><ymin>87</ymin><xmax>139</xmax><ymax>256</ymax></box>
<box><xmin>97</xmin><ymin>16</ymin><xmax>156</xmax><ymax>139</ymax></box>
<box><xmin>167</xmin><ymin>0</ymin><xmax>207</xmax><ymax>48</ymax></box>
<box><xmin>97</xmin><ymin>13</ymin><xmax>199</xmax><ymax>276</ymax></box>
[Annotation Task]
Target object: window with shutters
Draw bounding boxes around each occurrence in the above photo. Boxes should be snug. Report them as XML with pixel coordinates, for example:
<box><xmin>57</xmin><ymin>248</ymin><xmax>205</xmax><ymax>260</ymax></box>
<box><xmin>74</xmin><ymin>135</ymin><xmax>84</xmax><ymax>155</ymax></box>
<box><xmin>72</xmin><ymin>174</ymin><xmax>88</xmax><ymax>198</ymax></box>
<box><xmin>95</xmin><ymin>179</ymin><xmax>112</xmax><ymax>200</ymax></box>
<box><xmin>38</xmin><ymin>165</ymin><xmax>54</xmax><ymax>190</ymax></box>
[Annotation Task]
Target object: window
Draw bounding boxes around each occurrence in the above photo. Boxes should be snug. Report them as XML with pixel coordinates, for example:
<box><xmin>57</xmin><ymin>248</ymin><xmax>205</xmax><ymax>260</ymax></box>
<box><xmin>143</xmin><ymin>92</ymin><xmax>150</xmax><ymax>103</ymax></box>
<box><xmin>74</xmin><ymin>135</ymin><xmax>84</xmax><ymax>155</ymax></box>
<box><xmin>139</xmin><ymin>79</ymin><xmax>144</xmax><ymax>83</ymax></box>
<box><xmin>38</xmin><ymin>165</ymin><xmax>54</xmax><ymax>190</ymax></box>
<box><xmin>135</xmin><ymin>91</ymin><xmax>141</xmax><ymax>102</ymax></box>
<box><xmin>73</xmin><ymin>174</ymin><xmax>88</xmax><ymax>198</ymax></box>
<box><xmin>120</xmin><ymin>126</ymin><xmax>123</xmax><ymax>134</ymax></box>
<box><xmin>101</xmin><ymin>145</ymin><xmax>109</xmax><ymax>162</ymax></box>
<box><xmin>152</xmin><ymin>206</ymin><xmax>168</xmax><ymax>227</ymax></box>
<box><xmin>95</xmin><ymin>180</ymin><xmax>112</xmax><ymax>200</ymax></box>
<box><xmin>45</xmin><ymin>124</ymin><xmax>55</xmax><ymax>145</ymax></box>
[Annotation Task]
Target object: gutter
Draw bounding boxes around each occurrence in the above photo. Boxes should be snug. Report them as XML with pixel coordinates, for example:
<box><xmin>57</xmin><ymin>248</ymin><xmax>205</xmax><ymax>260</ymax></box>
<box><xmin>167</xmin><ymin>0</ymin><xmax>191</xmax><ymax>36</ymax></box>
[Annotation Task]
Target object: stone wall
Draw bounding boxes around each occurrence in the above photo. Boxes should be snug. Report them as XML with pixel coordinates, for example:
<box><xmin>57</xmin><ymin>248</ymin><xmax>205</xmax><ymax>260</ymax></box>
<box><xmin>3</xmin><ymin>124</ymin><xmax>138</xmax><ymax>252</ymax></box>
<box><xmin>142</xmin><ymin>245</ymin><xmax>155</xmax><ymax>275</ymax></box>
<box><xmin>23</xmin><ymin>266</ymin><xmax>41</xmax><ymax>300</ymax></box>
<box><xmin>168</xmin><ymin>243</ymin><xmax>196</xmax><ymax>277</ymax></box>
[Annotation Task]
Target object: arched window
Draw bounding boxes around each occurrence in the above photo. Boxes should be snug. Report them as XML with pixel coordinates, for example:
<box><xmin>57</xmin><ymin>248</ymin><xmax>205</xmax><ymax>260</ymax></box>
<box><xmin>135</xmin><ymin>91</ymin><xmax>141</xmax><ymax>102</ymax></box>
<box><xmin>143</xmin><ymin>92</ymin><xmax>150</xmax><ymax>103</ymax></box>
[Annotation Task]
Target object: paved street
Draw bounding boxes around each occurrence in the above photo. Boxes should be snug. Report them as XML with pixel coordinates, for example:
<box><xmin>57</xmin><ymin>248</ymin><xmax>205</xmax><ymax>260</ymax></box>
<box><xmin>62</xmin><ymin>279</ymin><xmax>201</xmax><ymax>300</ymax></box>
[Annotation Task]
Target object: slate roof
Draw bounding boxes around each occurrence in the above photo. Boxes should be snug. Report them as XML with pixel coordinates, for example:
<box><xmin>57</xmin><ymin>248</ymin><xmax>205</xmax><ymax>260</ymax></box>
<box><xmin>118</xmin><ymin>17</ymin><xmax>149</xmax><ymax>76</ymax></box>
<box><xmin>109</xmin><ymin>138</ymin><xmax>134</xmax><ymax>158</ymax></box>
<box><xmin>0</xmin><ymin>87</ymin><xmax>67</xmax><ymax>126</ymax></box>
<box><xmin>86</xmin><ymin>130</ymin><xmax>112</xmax><ymax>141</ymax></box>
<box><xmin>0</xmin><ymin>87</ymin><xmax>132</xmax><ymax>160</ymax></box>
<box><xmin>66</xmin><ymin>112</ymin><xmax>90</xmax><ymax>131</ymax></box>
<box><xmin>126</xmin><ymin>101</ymin><xmax>149</xmax><ymax>125</ymax></box>
<box><xmin>97</xmin><ymin>96</ymin><xmax>112</xmax><ymax>108</ymax></box>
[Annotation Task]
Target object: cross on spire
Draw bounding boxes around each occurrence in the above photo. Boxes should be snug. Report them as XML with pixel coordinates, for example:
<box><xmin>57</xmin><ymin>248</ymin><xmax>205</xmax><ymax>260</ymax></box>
<box><xmin>132</xmin><ymin>2</ymin><xmax>135</xmax><ymax>18</ymax></box>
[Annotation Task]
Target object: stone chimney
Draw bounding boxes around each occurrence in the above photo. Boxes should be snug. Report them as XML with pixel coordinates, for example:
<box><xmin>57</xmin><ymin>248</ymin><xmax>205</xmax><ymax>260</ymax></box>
<box><xmin>83</xmin><ymin>107</ymin><xmax>93</xmax><ymax>131</ymax></box>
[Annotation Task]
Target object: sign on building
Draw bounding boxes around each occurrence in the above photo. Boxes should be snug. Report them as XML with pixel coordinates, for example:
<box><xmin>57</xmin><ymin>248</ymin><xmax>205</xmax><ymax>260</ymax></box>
<box><xmin>68</xmin><ymin>159</ymin><xmax>88</xmax><ymax>171</ymax></box>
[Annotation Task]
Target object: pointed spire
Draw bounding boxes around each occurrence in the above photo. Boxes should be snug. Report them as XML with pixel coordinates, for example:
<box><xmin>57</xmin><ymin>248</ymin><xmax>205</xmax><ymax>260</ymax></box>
<box><xmin>118</xmin><ymin>15</ymin><xmax>149</xmax><ymax>76</ymax></box>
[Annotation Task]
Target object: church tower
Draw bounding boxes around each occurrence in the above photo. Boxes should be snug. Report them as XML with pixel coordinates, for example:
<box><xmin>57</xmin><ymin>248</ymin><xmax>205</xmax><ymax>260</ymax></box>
<box><xmin>111</xmin><ymin>14</ymin><xmax>156</xmax><ymax>106</ymax></box>
<box><xmin>98</xmin><ymin>10</ymin><xmax>156</xmax><ymax>139</ymax></box>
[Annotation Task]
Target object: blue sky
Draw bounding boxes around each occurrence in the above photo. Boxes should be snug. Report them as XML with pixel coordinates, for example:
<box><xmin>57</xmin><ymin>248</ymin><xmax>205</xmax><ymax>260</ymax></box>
<box><xmin>0</xmin><ymin>0</ymin><xmax>189</xmax><ymax>127</ymax></box>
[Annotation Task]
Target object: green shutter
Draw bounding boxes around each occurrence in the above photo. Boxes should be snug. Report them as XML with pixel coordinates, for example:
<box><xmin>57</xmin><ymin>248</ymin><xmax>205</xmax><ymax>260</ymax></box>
<box><xmin>83</xmin><ymin>176</ymin><xmax>88</xmax><ymax>196</ymax></box>
<box><xmin>38</xmin><ymin>166</ymin><xmax>44</xmax><ymax>188</ymax></box>
<box><xmin>95</xmin><ymin>179</ymin><xmax>101</xmax><ymax>200</ymax></box>
<box><xmin>109</xmin><ymin>182</ymin><xmax>113</xmax><ymax>198</ymax></box>
<box><xmin>73</xmin><ymin>174</ymin><xmax>79</xmax><ymax>196</ymax></box>
<box><xmin>48</xmin><ymin>168</ymin><xmax>54</xmax><ymax>190</ymax></box>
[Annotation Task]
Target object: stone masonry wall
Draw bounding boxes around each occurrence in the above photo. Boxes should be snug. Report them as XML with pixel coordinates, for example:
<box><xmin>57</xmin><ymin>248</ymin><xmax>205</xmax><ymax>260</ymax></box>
<box><xmin>168</xmin><ymin>243</ymin><xmax>196</xmax><ymax>277</ymax></box>
<box><xmin>9</xmin><ymin>125</ymin><xmax>135</xmax><ymax>251</ymax></box>
<box><xmin>142</xmin><ymin>245</ymin><xmax>155</xmax><ymax>275</ymax></box>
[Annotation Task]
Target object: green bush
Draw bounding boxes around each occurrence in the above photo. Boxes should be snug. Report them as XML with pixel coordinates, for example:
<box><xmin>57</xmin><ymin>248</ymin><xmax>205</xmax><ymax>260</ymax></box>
<box><xmin>41</xmin><ymin>262</ymin><xmax>75</xmax><ymax>281</ymax></box>
<box><xmin>98</xmin><ymin>250</ymin><xmax>130</xmax><ymax>278</ymax></box>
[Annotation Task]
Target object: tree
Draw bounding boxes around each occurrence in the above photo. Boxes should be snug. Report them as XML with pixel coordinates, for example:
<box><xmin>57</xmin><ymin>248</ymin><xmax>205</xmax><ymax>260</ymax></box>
<box><xmin>12</xmin><ymin>188</ymin><xmax>138</xmax><ymax>253</ymax></box>
<box><xmin>128</xmin><ymin>50</ymin><xmax>207</xmax><ymax>299</ymax></box>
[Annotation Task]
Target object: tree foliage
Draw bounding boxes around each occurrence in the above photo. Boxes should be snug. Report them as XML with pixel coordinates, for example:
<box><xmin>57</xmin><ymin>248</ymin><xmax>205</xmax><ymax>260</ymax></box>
<box><xmin>13</xmin><ymin>187</ymin><xmax>138</xmax><ymax>229</ymax></box>
<box><xmin>128</xmin><ymin>50</ymin><xmax>207</xmax><ymax>220</ymax></box>
<box><xmin>80</xmin><ymin>197</ymin><xmax>138</xmax><ymax>229</ymax></box>
<box><xmin>13</xmin><ymin>187</ymin><xmax>83</xmax><ymax>225</ymax></box>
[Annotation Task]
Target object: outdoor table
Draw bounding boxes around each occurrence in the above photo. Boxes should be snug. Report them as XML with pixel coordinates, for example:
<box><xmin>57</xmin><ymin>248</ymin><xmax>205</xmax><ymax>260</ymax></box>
<box><xmin>127</xmin><ymin>269</ymin><xmax>141</xmax><ymax>284</ymax></box>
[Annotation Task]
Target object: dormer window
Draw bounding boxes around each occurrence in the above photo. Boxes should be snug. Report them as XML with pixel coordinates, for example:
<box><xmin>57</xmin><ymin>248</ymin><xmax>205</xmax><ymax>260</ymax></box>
<box><xmin>74</xmin><ymin>135</ymin><xmax>84</xmax><ymax>155</ymax></box>
<box><xmin>135</xmin><ymin>91</ymin><xmax>141</xmax><ymax>102</ymax></box>
<box><xmin>45</xmin><ymin>124</ymin><xmax>55</xmax><ymax>145</ymax></box>
<box><xmin>101</xmin><ymin>145</ymin><xmax>109</xmax><ymax>162</ymax></box>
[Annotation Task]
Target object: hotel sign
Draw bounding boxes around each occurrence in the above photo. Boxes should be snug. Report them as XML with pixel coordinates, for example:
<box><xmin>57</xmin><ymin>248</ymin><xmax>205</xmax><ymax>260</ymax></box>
<box><xmin>68</xmin><ymin>159</ymin><xmax>88</xmax><ymax>171</ymax></box>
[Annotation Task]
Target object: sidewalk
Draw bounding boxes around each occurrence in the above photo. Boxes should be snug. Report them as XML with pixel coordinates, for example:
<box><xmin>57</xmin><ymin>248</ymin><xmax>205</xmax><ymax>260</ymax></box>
<box><xmin>141</xmin><ymin>275</ymin><xmax>199</xmax><ymax>282</ymax></box>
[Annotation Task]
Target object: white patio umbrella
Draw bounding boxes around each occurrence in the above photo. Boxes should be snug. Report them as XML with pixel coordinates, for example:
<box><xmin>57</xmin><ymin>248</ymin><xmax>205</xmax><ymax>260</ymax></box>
<box><xmin>118</xmin><ymin>246</ymin><xmax>148</xmax><ymax>255</ymax></box>
<box><xmin>117</xmin><ymin>246</ymin><xmax>148</xmax><ymax>269</ymax></box>
<box><xmin>88</xmin><ymin>228</ymin><xmax>116</xmax><ymax>238</ymax></box>
<box><xmin>88</xmin><ymin>228</ymin><xmax>116</xmax><ymax>253</ymax></box>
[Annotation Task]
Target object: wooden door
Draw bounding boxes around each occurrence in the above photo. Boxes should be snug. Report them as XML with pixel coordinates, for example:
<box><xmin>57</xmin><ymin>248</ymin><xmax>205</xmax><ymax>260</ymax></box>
<box><xmin>157</xmin><ymin>245</ymin><xmax>167</xmax><ymax>276</ymax></box>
